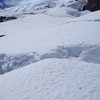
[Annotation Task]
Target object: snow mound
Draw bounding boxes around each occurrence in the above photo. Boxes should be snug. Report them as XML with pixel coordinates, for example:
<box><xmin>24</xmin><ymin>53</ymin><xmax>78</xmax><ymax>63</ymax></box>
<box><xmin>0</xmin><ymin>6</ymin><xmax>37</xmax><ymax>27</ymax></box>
<box><xmin>0</xmin><ymin>59</ymin><xmax>100</xmax><ymax>100</ymax></box>
<box><xmin>0</xmin><ymin>10</ymin><xmax>100</xmax><ymax>74</ymax></box>
<box><xmin>80</xmin><ymin>46</ymin><xmax>100</xmax><ymax>64</ymax></box>
<box><xmin>1</xmin><ymin>44</ymin><xmax>100</xmax><ymax>74</ymax></box>
<box><xmin>40</xmin><ymin>45</ymin><xmax>100</xmax><ymax>64</ymax></box>
<box><xmin>45</xmin><ymin>7</ymin><xmax>81</xmax><ymax>17</ymax></box>
<box><xmin>0</xmin><ymin>11</ymin><xmax>100</xmax><ymax>54</ymax></box>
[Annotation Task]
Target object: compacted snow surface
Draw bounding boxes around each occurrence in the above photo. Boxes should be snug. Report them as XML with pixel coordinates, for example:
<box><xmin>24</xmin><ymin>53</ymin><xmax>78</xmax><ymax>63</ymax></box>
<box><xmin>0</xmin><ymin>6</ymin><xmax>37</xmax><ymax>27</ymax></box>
<box><xmin>0</xmin><ymin>59</ymin><xmax>100</xmax><ymax>100</ymax></box>
<box><xmin>0</xmin><ymin>1</ymin><xmax>100</xmax><ymax>99</ymax></box>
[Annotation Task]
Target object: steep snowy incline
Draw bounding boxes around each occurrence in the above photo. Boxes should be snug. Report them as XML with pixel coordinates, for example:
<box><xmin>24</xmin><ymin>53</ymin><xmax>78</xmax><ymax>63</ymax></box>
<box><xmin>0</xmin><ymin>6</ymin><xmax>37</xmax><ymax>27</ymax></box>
<box><xmin>0</xmin><ymin>59</ymin><xmax>100</xmax><ymax>100</ymax></box>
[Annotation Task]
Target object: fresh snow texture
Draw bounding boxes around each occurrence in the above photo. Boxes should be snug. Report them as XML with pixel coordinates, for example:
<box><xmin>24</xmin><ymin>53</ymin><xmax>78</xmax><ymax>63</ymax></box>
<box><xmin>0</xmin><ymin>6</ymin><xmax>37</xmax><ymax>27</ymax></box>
<box><xmin>0</xmin><ymin>4</ymin><xmax>100</xmax><ymax>100</ymax></box>
<box><xmin>0</xmin><ymin>59</ymin><xmax>100</xmax><ymax>100</ymax></box>
<box><xmin>45</xmin><ymin>7</ymin><xmax>81</xmax><ymax>17</ymax></box>
<box><xmin>0</xmin><ymin>9</ymin><xmax>100</xmax><ymax>74</ymax></box>
<box><xmin>0</xmin><ymin>10</ymin><xmax>100</xmax><ymax>54</ymax></box>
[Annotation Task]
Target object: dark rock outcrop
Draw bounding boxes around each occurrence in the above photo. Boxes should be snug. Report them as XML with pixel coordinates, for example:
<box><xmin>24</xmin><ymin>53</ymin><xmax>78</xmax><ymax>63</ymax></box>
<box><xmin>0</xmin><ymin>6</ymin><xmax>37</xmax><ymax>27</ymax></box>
<box><xmin>0</xmin><ymin>35</ymin><xmax>5</xmax><ymax>37</ymax></box>
<box><xmin>83</xmin><ymin>0</ymin><xmax>100</xmax><ymax>11</ymax></box>
<box><xmin>0</xmin><ymin>16</ymin><xmax>17</xmax><ymax>22</ymax></box>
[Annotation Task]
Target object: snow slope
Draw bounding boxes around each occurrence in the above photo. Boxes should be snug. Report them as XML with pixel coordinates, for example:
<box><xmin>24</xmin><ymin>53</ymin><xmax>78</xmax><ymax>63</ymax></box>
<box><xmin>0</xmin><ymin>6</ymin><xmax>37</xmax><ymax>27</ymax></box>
<box><xmin>0</xmin><ymin>59</ymin><xmax>100</xmax><ymax>100</ymax></box>
<box><xmin>0</xmin><ymin>8</ymin><xmax>100</xmax><ymax>73</ymax></box>
<box><xmin>0</xmin><ymin>9</ymin><xmax>15</xmax><ymax>16</ymax></box>
<box><xmin>0</xmin><ymin>10</ymin><xmax>100</xmax><ymax>54</ymax></box>
<box><xmin>5</xmin><ymin>0</ymin><xmax>60</xmax><ymax>13</ymax></box>
<box><xmin>0</xmin><ymin>2</ymin><xmax>100</xmax><ymax>100</ymax></box>
<box><xmin>5</xmin><ymin>0</ymin><xmax>87</xmax><ymax>13</ymax></box>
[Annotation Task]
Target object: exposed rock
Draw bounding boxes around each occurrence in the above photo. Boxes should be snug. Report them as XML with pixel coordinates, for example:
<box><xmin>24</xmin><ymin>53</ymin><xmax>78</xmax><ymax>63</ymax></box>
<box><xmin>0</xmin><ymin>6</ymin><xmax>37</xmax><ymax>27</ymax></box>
<box><xmin>0</xmin><ymin>16</ymin><xmax>17</xmax><ymax>22</ymax></box>
<box><xmin>0</xmin><ymin>35</ymin><xmax>5</xmax><ymax>37</ymax></box>
<box><xmin>83</xmin><ymin>0</ymin><xmax>100</xmax><ymax>11</ymax></box>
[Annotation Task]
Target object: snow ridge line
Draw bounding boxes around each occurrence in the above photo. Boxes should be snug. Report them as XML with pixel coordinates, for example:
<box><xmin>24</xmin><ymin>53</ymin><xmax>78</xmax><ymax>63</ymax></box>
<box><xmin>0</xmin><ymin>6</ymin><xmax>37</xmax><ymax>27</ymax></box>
<box><xmin>0</xmin><ymin>44</ymin><xmax>100</xmax><ymax>75</ymax></box>
<box><xmin>56</xmin><ymin>19</ymin><xmax>100</xmax><ymax>26</ymax></box>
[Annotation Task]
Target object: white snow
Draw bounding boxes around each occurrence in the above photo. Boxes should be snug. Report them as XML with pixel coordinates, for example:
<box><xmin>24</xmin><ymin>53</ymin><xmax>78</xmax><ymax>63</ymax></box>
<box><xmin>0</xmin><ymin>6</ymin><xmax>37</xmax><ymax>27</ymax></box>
<box><xmin>5</xmin><ymin>0</ymin><xmax>60</xmax><ymax>13</ymax></box>
<box><xmin>0</xmin><ymin>10</ymin><xmax>100</xmax><ymax>54</ymax></box>
<box><xmin>0</xmin><ymin>10</ymin><xmax>15</xmax><ymax>16</ymax></box>
<box><xmin>45</xmin><ymin>7</ymin><xmax>81</xmax><ymax>17</ymax></box>
<box><xmin>0</xmin><ymin>59</ymin><xmax>100</xmax><ymax>100</ymax></box>
<box><xmin>0</xmin><ymin>2</ymin><xmax>100</xmax><ymax>100</ymax></box>
<box><xmin>5</xmin><ymin>0</ymin><xmax>87</xmax><ymax>14</ymax></box>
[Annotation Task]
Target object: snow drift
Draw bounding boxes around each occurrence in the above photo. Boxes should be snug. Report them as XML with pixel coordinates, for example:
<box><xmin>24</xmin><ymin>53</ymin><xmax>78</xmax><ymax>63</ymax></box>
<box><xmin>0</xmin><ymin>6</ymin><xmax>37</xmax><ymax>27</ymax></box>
<box><xmin>0</xmin><ymin>59</ymin><xmax>100</xmax><ymax>100</ymax></box>
<box><xmin>0</xmin><ymin>1</ymin><xmax>100</xmax><ymax>100</ymax></box>
<box><xmin>0</xmin><ymin>9</ymin><xmax>100</xmax><ymax>74</ymax></box>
